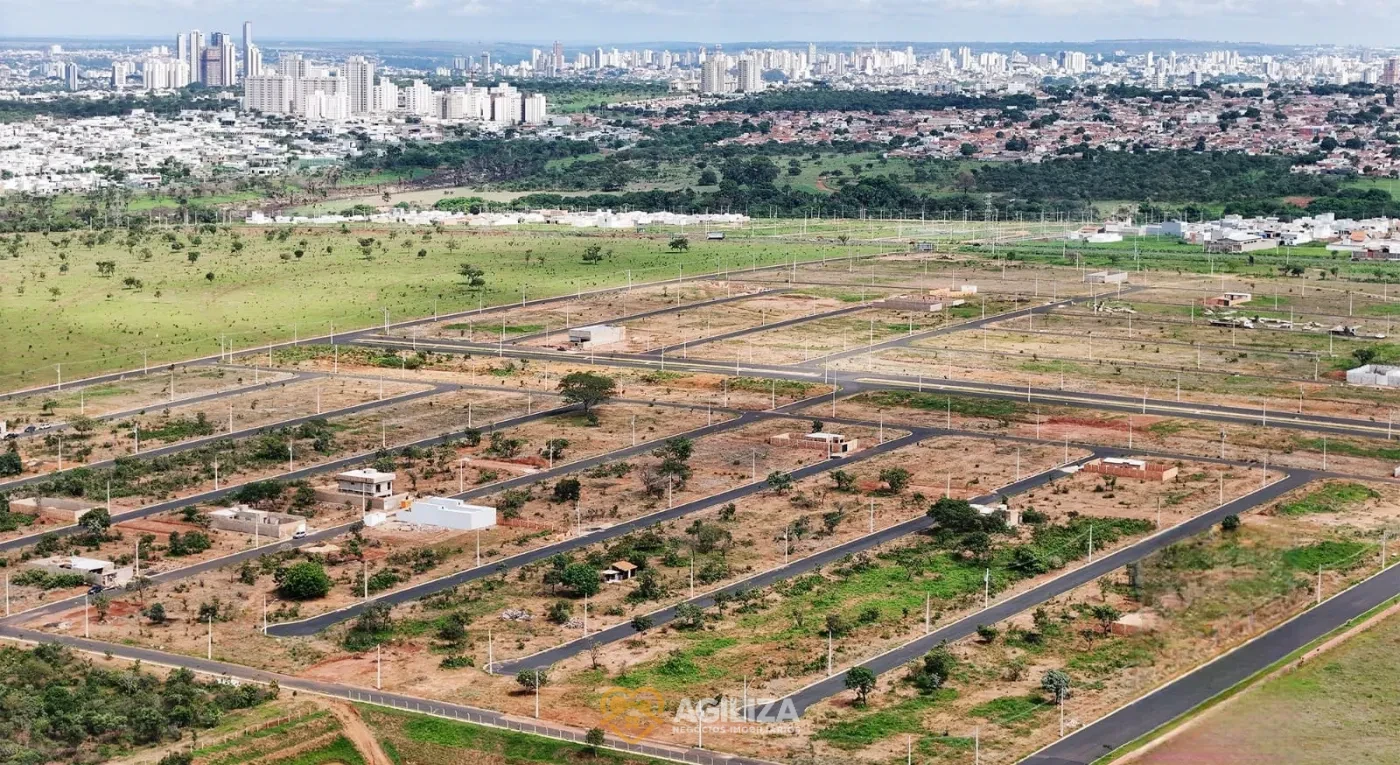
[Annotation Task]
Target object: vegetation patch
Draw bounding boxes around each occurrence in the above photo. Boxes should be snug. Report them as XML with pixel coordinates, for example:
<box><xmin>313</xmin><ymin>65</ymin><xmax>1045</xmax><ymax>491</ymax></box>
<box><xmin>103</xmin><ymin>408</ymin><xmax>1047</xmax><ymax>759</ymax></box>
<box><xmin>1275</xmin><ymin>482</ymin><xmax>1379</xmax><ymax>516</ymax></box>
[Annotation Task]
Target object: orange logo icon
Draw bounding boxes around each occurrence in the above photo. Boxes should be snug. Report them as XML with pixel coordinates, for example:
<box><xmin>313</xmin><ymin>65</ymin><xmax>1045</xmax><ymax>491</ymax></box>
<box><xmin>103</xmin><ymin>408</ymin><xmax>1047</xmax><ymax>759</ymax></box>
<box><xmin>597</xmin><ymin>686</ymin><xmax>666</xmax><ymax>743</ymax></box>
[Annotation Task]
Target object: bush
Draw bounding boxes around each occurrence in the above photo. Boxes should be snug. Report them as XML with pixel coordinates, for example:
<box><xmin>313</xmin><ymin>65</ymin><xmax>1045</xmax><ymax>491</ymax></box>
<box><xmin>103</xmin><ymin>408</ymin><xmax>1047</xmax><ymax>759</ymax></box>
<box><xmin>277</xmin><ymin>561</ymin><xmax>332</xmax><ymax>600</ymax></box>
<box><xmin>1221</xmin><ymin>514</ymin><xmax>1241</xmax><ymax>532</ymax></box>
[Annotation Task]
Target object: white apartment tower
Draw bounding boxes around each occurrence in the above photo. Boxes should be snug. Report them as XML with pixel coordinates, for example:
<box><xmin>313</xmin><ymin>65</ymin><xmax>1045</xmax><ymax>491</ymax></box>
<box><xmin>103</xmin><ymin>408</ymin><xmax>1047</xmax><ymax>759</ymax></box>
<box><xmin>700</xmin><ymin>55</ymin><xmax>727</xmax><ymax>94</ymax></box>
<box><xmin>244</xmin><ymin>74</ymin><xmax>293</xmax><ymax>113</ymax></box>
<box><xmin>242</xmin><ymin>22</ymin><xmax>254</xmax><ymax>79</ymax></box>
<box><xmin>523</xmin><ymin>93</ymin><xmax>548</xmax><ymax>124</ymax></box>
<box><xmin>188</xmin><ymin>30</ymin><xmax>204</xmax><ymax>83</ymax></box>
<box><xmin>345</xmin><ymin>56</ymin><xmax>374</xmax><ymax>115</ymax></box>
<box><xmin>736</xmin><ymin>57</ymin><xmax>761</xmax><ymax>93</ymax></box>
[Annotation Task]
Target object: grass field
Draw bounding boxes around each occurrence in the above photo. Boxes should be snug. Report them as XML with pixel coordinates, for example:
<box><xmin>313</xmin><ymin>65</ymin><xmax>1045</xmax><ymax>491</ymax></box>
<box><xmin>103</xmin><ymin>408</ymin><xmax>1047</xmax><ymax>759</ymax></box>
<box><xmin>1134</xmin><ymin>604</ymin><xmax>1400</xmax><ymax>765</ymax></box>
<box><xmin>0</xmin><ymin>226</ymin><xmax>862</xmax><ymax>388</ymax></box>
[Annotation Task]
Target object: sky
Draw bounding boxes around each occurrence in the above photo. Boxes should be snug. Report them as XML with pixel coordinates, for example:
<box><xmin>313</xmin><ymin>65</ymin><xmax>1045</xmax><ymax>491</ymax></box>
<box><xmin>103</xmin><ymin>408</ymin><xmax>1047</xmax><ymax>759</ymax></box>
<box><xmin>1</xmin><ymin>0</ymin><xmax>1397</xmax><ymax>46</ymax></box>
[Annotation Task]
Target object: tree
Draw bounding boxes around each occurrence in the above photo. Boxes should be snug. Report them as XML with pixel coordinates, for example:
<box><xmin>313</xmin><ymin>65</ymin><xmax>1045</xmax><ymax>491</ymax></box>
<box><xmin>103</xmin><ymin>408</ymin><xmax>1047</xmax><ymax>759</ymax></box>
<box><xmin>547</xmin><ymin>600</ymin><xmax>573</xmax><ymax>625</ymax></box>
<box><xmin>830</xmin><ymin>470</ymin><xmax>856</xmax><ymax>492</ymax></box>
<box><xmin>1221</xmin><ymin>514</ymin><xmax>1241</xmax><ymax>533</ymax></box>
<box><xmin>552</xmin><ymin>477</ymin><xmax>582</xmax><ymax>503</ymax></box>
<box><xmin>959</xmin><ymin>143</ymin><xmax>978</xmax><ymax>156</ymax></box>
<box><xmin>458</xmin><ymin>263</ymin><xmax>486</xmax><ymax>289</ymax></box>
<box><xmin>1353</xmin><ymin>347</ymin><xmax>1378</xmax><ymax>365</ymax></box>
<box><xmin>582</xmin><ymin>244</ymin><xmax>604</xmax><ymax>264</ymax></box>
<box><xmin>668</xmin><ymin>236</ymin><xmax>690</xmax><ymax>252</ymax></box>
<box><xmin>516</xmin><ymin>668</ymin><xmax>550</xmax><ymax>692</ymax></box>
<box><xmin>561</xmin><ymin>562</ymin><xmax>601</xmax><ymax>598</ymax></box>
<box><xmin>673</xmin><ymin>602</ymin><xmax>705</xmax><ymax>630</ymax></box>
<box><xmin>766</xmin><ymin>471</ymin><xmax>794</xmax><ymax>493</ymax></box>
<box><xmin>585</xmin><ymin>726</ymin><xmax>607</xmax><ymax>753</ymax></box>
<box><xmin>908</xmin><ymin>643</ymin><xmax>957</xmax><ymax>693</ymax></box>
<box><xmin>1041</xmin><ymin>668</ymin><xmax>1072</xmax><ymax>703</ymax></box>
<box><xmin>976</xmin><ymin>624</ymin><xmax>1000</xmax><ymax>643</ymax></box>
<box><xmin>630</xmin><ymin>614</ymin><xmax>654</xmax><ymax>632</ymax></box>
<box><xmin>1089</xmin><ymin>604</ymin><xmax>1121</xmax><ymax>635</ymax></box>
<box><xmin>844</xmin><ymin>666</ymin><xmax>877</xmax><ymax>706</ymax></box>
<box><xmin>140</xmin><ymin>599</ymin><xmax>166</xmax><ymax>622</ymax></box>
<box><xmin>277</xmin><ymin>561</ymin><xmax>332</xmax><ymax>600</ymax></box>
<box><xmin>78</xmin><ymin>507</ymin><xmax>111</xmax><ymax>536</ymax></box>
<box><xmin>879</xmin><ymin>467</ymin><xmax>912</xmax><ymax>494</ymax></box>
<box><xmin>557</xmin><ymin>372</ymin><xmax>616</xmax><ymax>412</ymax></box>
<box><xmin>697</xmin><ymin>169</ymin><xmax>718</xmax><ymax>186</ymax></box>
<box><xmin>0</xmin><ymin>448</ymin><xmax>20</xmax><ymax>477</ymax></box>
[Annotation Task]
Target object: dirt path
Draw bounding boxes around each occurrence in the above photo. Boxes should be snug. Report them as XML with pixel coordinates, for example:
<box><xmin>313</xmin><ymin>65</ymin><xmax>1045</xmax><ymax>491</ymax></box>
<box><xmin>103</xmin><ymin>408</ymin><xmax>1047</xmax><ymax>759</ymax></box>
<box><xmin>325</xmin><ymin>701</ymin><xmax>394</xmax><ymax>765</ymax></box>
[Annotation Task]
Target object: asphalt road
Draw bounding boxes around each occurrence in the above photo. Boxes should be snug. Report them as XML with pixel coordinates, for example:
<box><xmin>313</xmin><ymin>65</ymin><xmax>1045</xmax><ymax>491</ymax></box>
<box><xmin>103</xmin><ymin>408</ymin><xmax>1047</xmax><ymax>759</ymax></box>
<box><xmin>496</xmin><ymin>451</ymin><xmax>1105</xmax><ymax>674</ymax></box>
<box><xmin>266</xmin><ymin>430</ymin><xmax>927</xmax><ymax>637</ymax></box>
<box><xmin>1022</xmin><ymin>547</ymin><xmax>1400</xmax><ymax>765</ymax></box>
<box><xmin>745</xmin><ymin>470</ymin><xmax>1314</xmax><ymax>721</ymax></box>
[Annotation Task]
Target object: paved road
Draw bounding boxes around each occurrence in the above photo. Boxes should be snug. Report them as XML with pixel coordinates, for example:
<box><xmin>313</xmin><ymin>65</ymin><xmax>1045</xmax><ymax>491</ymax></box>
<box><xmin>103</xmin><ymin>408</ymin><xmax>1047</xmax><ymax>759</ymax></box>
<box><xmin>266</xmin><ymin>430</ymin><xmax>927</xmax><ymax>637</ymax></box>
<box><xmin>745</xmin><ymin>470</ymin><xmax>1314</xmax><ymax>721</ymax></box>
<box><xmin>0</xmin><ymin>625</ymin><xmax>775</xmax><ymax>765</ymax></box>
<box><xmin>496</xmin><ymin>451</ymin><xmax>1105</xmax><ymax>673</ymax></box>
<box><xmin>1022</xmin><ymin>550</ymin><xmax>1400</xmax><ymax>765</ymax></box>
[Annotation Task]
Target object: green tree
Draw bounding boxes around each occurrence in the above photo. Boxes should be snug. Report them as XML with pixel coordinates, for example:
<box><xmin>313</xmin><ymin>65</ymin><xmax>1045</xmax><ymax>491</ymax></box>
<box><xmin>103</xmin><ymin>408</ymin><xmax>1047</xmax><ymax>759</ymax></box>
<box><xmin>458</xmin><ymin>263</ymin><xmax>486</xmax><ymax>288</ymax></box>
<box><xmin>844</xmin><ymin>666</ymin><xmax>877</xmax><ymax>706</ymax></box>
<box><xmin>630</xmin><ymin>614</ymin><xmax>655</xmax><ymax>632</ymax></box>
<box><xmin>879</xmin><ymin>467</ymin><xmax>912</xmax><ymax>493</ymax></box>
<box><xmin>585</xmin><ymin>726</ymin><xmax>607</xmax><ymax>752</ymax></box>
<box><xmin>277</xmin><ymin>561</ymin><xmax>332</xmax><ymax>600</ymax></box>
<box><xmin>561</xmin><ymin>562</ymin><xmax>601</xmax><ymax>598</ymax></box>
<box><xmin>78</xmin><ymin>507</ymin><xmax>112</xmax><ymax>536</ymax></box>
<box><xmin>1221</xmin><ymin>514</ymin><xmax>1241</xmax><ymax>533</ymax></box>
<box><xmin>766</xmin><ymin>471</ymin><xmax>794</xmax><ymax>493</ymax></box>
<box><xmin>1041</xmin><ymin>668</ymin><xmax>1072</xmax><ymax>703</ymax></box>
<box><xmin>582</xmin><ymin>244</ymin><xmax>604</xmax><ymax>264</ymax></box>
<box><xmin>668</xmin><ymin>236</ymin><xmax>690</xmax><ymax>252</ymax></box>
<box><xmin>557</xmin><ymin>371</ymin><xmax>616</xmax><ymax>412</ymax></box>
<box><xmin>516</xmin><ymin>668</ymin><xmax>550</xmax><ymax>691</ymax></box>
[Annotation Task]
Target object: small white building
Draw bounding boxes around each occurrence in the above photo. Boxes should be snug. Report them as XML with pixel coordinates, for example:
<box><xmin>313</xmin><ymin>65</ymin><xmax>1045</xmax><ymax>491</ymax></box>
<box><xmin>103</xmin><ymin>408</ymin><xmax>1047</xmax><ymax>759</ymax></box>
<box><xmin>803</xmin><ymin>432</ymin><xmax>858</xmax><ymax>455</ymax></box>
<box><xmin>27</xmin><ymin>555</ymin><xmax>133</xmax><ymax>588</ymax></box>
<box><xmin>568</xmin><ymin>324</ymin><xmax>625</xmax><ymax>348</ymax></box>
<box><xmin>397</xmin><ymin>496</ymin><xmax>497</xmax><ymax>530</ymax></box>
<box><xmin>335</xmin><ymin>469</ymin><xmax>397</xmax><ymax>498</ymax></box>
<box><xmin>1084</xmin><ymin>271</ymin><xmax>1128</xmax><ymax>284</ymax></box>
<box><xmin>1347</xmin><ymin>364</ymin><xmax>1400</xmax><ymax>387</ymax></box>
<box><xmin>207</xmin><ymin>506</ymin><xmax>306</xmax><ymax>539</ymax></box>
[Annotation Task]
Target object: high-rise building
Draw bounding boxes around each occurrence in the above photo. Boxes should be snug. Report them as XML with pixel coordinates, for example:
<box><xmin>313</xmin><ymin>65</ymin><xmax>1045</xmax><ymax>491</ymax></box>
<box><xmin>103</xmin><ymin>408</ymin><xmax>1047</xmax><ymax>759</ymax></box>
<box><xmin>246</xmin><ymin>45</ymin><xmax>263</xmax><ymax>78</ymax></box>
<box><xmin>188</xmin><ymin>30</ymin><xmax>204</xmax><ymax>83</ymax></box>
<box><xmin>63</xmin><ymin>61</ymin><xmax>81</xmax><ymax>91</ymax></box>
<box><xmin>524</xmin><ymin>93</ymin><xmax>548</xmax><ymax>124</ymax></box>
<box><xmin>700</xmin><ymin>55</ymin><xmax>727</xmax><ymax>94</ymax></box>
<box><xmin>242</xmin><ymin>21</ymin><xmax>254</xmax><ymax>79</ymax></box>
<box><xmin>1383</xmin><ymin>57</ymin><xmax>1400</xmax><ymax>87</ymax></box>
<box><xmin>110</xmin><ymin>61</ymin><xmax>134</xmax><ymax>90</ymax></box>
<box><xmin>244</xmin><ymin>74</ymin><xmax>293</xmax><ymax>113</ymax></box>
<box><xmin>551</xmin><ymin>41</ymin><xmax>563</xmax><ymax>76</ymax></box>
<box><xmin>372</xmin><ymin>79</ymin><xmax>400</xmax><ymax>112</ymax></box>
<box><xmin>736</xmin><ymin>57</ymin><xmax>761</xmax><ymax>93</ymax></box>
<box><xmin>277</xmin><ymin>53</ymin><xmax>308</xmax><ymax>79</ymax></box>
<box><xmin>480</xmin><ymin>51</ymin><xmax>491</xmax><ymax>75</ymax></box>
<box><xmin>293</xmin><ymin>76</ymin><xmax>343</xmax><ymax>114</ymax></box>
<box><xmin>176</xmin><ymin>33</ymin><xmax>188</xmax><ymax>70</ymax></box>
<box><xmin>345</xmin><ymin>56</ymin><xmax>374</xmax><ymax>115</ymax></box>
<box><xmin>142</xmin><ymin>57</ymin><xmax>190</xmax><ymax>90</ymax></box>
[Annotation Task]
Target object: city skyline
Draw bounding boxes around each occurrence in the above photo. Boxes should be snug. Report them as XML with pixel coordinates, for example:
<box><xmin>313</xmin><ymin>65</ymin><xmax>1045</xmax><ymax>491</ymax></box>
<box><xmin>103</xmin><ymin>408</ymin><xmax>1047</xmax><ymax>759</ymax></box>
<box><xmin>3</xmin><ymin>0</ymin><xmax>1400</xmax><ymax>47</ymax></box>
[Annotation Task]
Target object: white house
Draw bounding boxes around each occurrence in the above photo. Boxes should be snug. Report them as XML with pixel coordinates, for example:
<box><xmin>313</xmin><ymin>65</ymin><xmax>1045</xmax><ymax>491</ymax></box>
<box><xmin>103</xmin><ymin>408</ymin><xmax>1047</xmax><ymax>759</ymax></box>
<box><xmin>397</xmin><ymin>496</ymin><xmax>497</xmax><ymax>530</ymax></box>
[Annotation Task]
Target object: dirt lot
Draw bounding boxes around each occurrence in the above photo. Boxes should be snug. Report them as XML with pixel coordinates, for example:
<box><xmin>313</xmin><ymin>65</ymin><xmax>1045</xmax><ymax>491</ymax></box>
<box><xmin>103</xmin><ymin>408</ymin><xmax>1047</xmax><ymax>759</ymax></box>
<box><xmin>0</xmin><ymin>365</ymin><xmax>297</xmax><ymax>425</ymax></box>
<box><xmin>712</xmin><ymin>479</ymin><xmax>1390</xmax><ymax>765</ymax></box>
<box><xmin>686</xmin><ymin>306</ymin><xmax>1013</xmax><ymax>366</ymax></box>
<box><xmin>7</xmin><ymin>376</ymin><xmax>428</xmax><ymax>481</ymax></box>
<box><xmin>592</xmin><ymin>292</ymin><xmax>851</xmax><ymax>355</ymax></box>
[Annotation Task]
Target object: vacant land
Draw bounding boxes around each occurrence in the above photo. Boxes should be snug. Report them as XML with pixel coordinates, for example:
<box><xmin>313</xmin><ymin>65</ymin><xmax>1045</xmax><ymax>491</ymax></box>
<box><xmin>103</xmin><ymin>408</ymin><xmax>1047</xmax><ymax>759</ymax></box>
<box><xmin>0</xmin><ymin>227</ymin><xmax>862</xmax><ymax>386</ymax></box>
<box><xmin>1132</xmin><ymin>602</ymin><xmax>1400</xmax><ymax>765</ymax></box>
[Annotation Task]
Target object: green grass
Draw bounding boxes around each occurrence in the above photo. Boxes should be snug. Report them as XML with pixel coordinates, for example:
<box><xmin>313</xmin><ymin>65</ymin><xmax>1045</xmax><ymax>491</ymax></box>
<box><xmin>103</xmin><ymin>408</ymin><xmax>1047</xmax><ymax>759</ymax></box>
<box><xmin>1276</xmin><ymin>482</ymin><xmax>1379</xmax><ymax>516</ymax></box>
<box><xmin>814</xmin><ymin>690</ymin><xmax>958</xmax><ymax>749</ymax></box>
<box><xmin>0</xmin><ymin>228</ymin><xmax>863</xmax><ymax>387</ymax></box>
<box><xmin>613</xmin><ymin>636</ymin><xmax>738</xmax><ymax>691</ymax></box>
<box><xmin>363</xmin><ymin>705</ymin><xmax>664</xmax><ymax>764</ymax></box>
<box><xmin>969</xmin><ymin>693</ymin><xmax>1048</xmax><ymax>725</ymax></box>
<box><xmin>272</xmin><ymin>735</ymin><xmax>365</xmax><ymax>765</ymax></box>
<box><xmin>861</xmin><ymin>390</ymin><xmax>1028</xmax><ymax>424</ymax></box>
<box><xmin>1282</xmin><ymin>540</ymin><xmax>1370</xmax><ymax>571</ymax></box>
